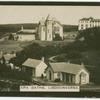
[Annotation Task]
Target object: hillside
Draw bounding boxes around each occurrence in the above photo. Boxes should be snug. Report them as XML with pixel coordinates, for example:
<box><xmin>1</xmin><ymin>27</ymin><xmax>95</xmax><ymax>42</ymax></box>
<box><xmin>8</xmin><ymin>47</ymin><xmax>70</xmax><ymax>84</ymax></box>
<box><xmin>0</xmin><ymin>23</ymin><xmax>78</xmax><ymax>38</ymax></box>
<box><xmin>63</xmin><ymin>25</ymin><xmax>78</xmax><ymax>32</ymax></box>
<box><xmin>0</xmin><ymin>23</ymin><xmax>38</xmax><ymax>33</ymax></box>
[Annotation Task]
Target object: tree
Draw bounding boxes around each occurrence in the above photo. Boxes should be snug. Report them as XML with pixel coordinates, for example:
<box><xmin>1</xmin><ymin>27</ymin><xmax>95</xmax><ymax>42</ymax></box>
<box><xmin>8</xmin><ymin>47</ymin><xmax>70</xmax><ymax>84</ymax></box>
<box><xmin>54</xmin><ymin>34</ymin><xmax>62</xmax><ymax>41</ymax></box>
<box><xmin>78</xmin><ymin>27</ymin><xmax>100</xmax><ymax>49</ymax></box>
<box><xmin>8</xmin><ymin>33</ymin><xmax>14</xmax><ymax>40</ymax></box>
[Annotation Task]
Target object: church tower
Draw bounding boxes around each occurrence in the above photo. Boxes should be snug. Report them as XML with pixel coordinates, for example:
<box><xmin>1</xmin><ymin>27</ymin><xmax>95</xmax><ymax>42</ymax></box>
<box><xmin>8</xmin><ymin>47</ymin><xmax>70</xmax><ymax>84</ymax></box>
<box><xmin>45</xmin><ymin>15</ymin><xmax>53</xmax><ymax>41</ymax></box>
<box><xmin>38</xmin><ymin>18</ymin><xmax>46</xmax><ymax>41</ymax></box>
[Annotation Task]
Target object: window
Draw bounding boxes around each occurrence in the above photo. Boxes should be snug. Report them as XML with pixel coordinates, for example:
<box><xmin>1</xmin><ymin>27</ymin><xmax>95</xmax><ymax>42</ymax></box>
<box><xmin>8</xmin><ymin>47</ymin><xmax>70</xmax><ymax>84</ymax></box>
<box><xmin>43</xmin><ymin>27</ymin><xmax>45</xmax><ymax>31</ymax></box>
<box><xmin>49</xmin><ymin>34</ymin><xmax>51</xmax><ymax>38</ymax></box>
<box><xmin>54</xmin><ymin>27</ymin><xmax>59</xmax><ymax>32</ymax></box>
<box><xmin>48</xmin><ymin>29</ymin><xmax>49</xmax><ymax>33</ymax></box>
<box><xmin>86</xmin><ymin>24</ymin><xmax>88</xmax><ymax>29</ymax></box>
<box><xmin>81</xmin><ymin>25</ymin><xmax>83</xmax><ymax>29</ymax></box>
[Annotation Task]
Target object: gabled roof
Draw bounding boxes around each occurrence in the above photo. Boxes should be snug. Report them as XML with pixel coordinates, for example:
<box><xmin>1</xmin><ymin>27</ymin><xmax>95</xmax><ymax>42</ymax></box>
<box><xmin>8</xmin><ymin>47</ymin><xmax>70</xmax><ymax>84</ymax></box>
<box><xmin>22</xmin><ymin>58</ymin><xmax>42</xmax><ymax>68</ymax></box>
<box><xmin>17</xmin><ymin>29</ymin><xmax>36</xmax><ymax>35</ymax></box>
<box><xmin>49</xmin><ymin>62</ymin><xmax>88</xmax><ymax>75</ymax></box>
<box><xmin>3</xmin><ymin>54</ymin><xmax>16</xmax><ymax>61</ymax></box>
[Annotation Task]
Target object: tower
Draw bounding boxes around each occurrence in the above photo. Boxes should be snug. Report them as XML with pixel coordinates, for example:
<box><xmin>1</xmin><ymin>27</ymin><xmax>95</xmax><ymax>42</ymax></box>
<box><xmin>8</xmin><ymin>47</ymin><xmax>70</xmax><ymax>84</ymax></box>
<box><xmin>45</xmin><ymin>14</ymin><xmax>53</xmax><ymax>41</ymax></box>
<box><xmin>38</xmin><ymin>18</ymin><xmax>46</xmax><ymax>41</ymax></box>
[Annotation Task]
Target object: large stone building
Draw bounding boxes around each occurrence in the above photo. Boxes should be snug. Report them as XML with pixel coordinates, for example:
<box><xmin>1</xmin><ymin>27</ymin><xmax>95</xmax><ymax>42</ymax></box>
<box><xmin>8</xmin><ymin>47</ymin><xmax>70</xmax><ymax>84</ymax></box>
<box><xmin>37</xmin><ymin>15</ymin><xmax>63</xmax><ymax>41</ymax></box>
<box><xmin>78</xmin><ymin>17</ymin><xmax>100</xmax><ymax>30</ymax></box>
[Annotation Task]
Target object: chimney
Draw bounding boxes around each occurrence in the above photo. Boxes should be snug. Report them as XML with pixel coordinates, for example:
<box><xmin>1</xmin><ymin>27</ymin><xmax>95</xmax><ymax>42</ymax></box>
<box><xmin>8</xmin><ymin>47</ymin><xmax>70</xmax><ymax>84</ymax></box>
<box><xmin>0</xmin><ymin>51</ymin><xmax>3</xmax><ymax>57</ymax></box>
<box><xmin>81</xmin><ymin>62</ymin><xmax>84</xmax><ymax>66</ymax></box>
<box><xmin>41</xmin><ymin>57</ymin><xmax>45</xmax><ymax>62</ymax></box>
<box><xmin>67</xmin><ymin>60</ymin><xmax>70</xmax><ymax>64</ymax></box>
<box><xmin>21</xmin><ymin>25</ymin><xmax>23</xmax><ymax>31</ymax></box>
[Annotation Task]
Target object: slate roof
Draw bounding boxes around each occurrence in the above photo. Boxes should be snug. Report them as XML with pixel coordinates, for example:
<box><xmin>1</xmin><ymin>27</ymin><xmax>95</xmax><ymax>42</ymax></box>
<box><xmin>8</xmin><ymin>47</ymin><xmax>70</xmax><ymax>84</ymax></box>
<box><xmin>49</xmin><ymin>62</ymin><xmax>88</xmax><ymax>75</ymax></box>
<box><xmin>22</xmin><ymin>58</ymin><xmax>42</xmax><ymax>68</ymax></box>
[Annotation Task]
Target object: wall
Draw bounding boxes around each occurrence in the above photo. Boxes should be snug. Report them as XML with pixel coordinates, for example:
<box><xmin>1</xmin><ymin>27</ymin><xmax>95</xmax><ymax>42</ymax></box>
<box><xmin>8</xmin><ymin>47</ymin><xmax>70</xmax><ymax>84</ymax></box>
<box><xmin>18</xmin><ymin>34</ymin><xmax>35</xmax><ymax>41</ymax></box>
<box><xmin>46</xmin><ymin>20</ymin><xmax>53</xmax><ymax>41</ymax></box>
<box><xmin>46</xmin><ymin>66</ymin><xmax>54</xmax><ymax>81</ymax></box>
<box><xmin>75</xmin><ymin>69</ymin><xmax>89</xmax><ymax>84</ymax></box>
<box><xmin>78</xmin><ymin>20</ymin><xmax>100</xmax><ymax>30</ymax></box>
<box><xmin>53</xmin><ymin>22</ymin><xmax>63</xmax><ymax>40</ymax></box>
<box><xmin>35</xmin><ymin>61</ymin><xmax>47</xmax><ymax>77</ymax></box>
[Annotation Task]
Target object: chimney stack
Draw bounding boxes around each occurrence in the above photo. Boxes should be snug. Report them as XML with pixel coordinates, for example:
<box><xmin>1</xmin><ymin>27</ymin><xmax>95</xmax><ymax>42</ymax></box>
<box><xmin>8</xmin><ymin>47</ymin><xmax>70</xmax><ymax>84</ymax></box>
<box><xmin>21</xmin><ymin>25</ymin><xmax>23</xmax><ymax>31</ymax></box>
<box><xmin>41</xmin><ymin>57</ymin><xmax>45</xmax><ymax>62</ymax></box>
<box><xmin>67</xmin><ymin>60</ymin><xmax>70</xmax><ymax>64</ymax></box>
<box><xmin>81</xmin><ymin>62</ymin><xmax>84</xmax><ymax>66</ymax></box>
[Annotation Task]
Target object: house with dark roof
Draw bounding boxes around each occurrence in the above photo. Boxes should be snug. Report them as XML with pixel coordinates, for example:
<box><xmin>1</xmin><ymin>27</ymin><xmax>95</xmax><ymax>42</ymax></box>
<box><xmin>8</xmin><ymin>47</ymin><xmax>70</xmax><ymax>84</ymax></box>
<box><xmin>16</xmin><ymin>26</ymin><xmax>36</xmax><ymax>41</ymax></box>
<box><xmin>45</xmin><ymin>62</ymin><xmax>89</xmax><ymax>84</ymax></box>
<box><xmin>22</xmin><ymin>57</ymin><xmax>47</xmax><ymax>80</ymax></box>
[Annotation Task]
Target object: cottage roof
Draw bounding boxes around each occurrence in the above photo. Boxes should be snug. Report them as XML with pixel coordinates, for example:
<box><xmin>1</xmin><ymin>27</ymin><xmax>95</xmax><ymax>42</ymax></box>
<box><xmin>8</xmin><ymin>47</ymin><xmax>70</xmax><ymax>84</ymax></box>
<box><xmin>49</xmin><ymin>62</ymin><xmax>88</xmax><ymax>75</ymax></box>
<box><xmin>3</xmin><ymin>54</ymin><xmax>16</xmax><ymax>61</ymax></box>
<box><xmin>22</xmin><ymin>58</ymin><xmax>42</xmax><ymax>68</ymax></box>
<box><xmin>17</xmin><ymin>29</ymin><xmax>36</xmax><ymax>35</ymax></box>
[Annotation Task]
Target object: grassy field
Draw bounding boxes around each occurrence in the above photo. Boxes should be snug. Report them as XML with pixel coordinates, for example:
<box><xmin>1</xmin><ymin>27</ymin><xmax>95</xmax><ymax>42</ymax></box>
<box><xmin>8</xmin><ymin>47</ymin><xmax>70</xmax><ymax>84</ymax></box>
<box><xmin>0</xmin><ymin>39</ymin><xmax>75</xmax><ymax>53</ymax></box>
<box><xmin>0</xmin><ymin>40</ymin><xmax>33</xmax><ymax>53</ymax></box>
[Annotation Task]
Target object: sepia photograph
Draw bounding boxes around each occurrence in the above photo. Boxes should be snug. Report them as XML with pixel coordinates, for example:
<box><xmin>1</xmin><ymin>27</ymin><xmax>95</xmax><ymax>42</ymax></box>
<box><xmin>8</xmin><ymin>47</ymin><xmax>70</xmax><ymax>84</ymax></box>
<box><xmin>0</xmin><ymin>2</ymin><xmax>99</xmax><ymax>97</ymax></box>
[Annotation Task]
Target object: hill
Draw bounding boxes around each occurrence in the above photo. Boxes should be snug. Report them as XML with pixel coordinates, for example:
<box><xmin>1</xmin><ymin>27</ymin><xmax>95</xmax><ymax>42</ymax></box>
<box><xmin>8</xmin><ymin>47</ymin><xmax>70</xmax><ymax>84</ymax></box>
<box><xmin>63</xmin><ymin>25</ymin><xmax>78</xmax><ymax>32</ymax></box>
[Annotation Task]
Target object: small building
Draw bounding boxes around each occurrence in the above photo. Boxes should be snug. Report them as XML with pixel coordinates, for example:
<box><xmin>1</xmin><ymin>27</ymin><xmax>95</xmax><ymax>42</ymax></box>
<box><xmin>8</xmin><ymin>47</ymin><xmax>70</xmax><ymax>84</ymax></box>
<box><xmin>45</xmin><ymin>62</ymin><xmax>89</xmax><ymax>84</ymax></box>
<box><xmin>22</xmin><ymin>58</ymin><xmax>47</xmax><ymax>79</ymax></box>
<box><xmin>78</xmin><ymin>17</ymin><xmax>100</xmax><ymax>30</ymax></box>
<box><xmin>16</xmin><ymin>26</ymin><xmax>36</xmax><ymax>41</ymax></box>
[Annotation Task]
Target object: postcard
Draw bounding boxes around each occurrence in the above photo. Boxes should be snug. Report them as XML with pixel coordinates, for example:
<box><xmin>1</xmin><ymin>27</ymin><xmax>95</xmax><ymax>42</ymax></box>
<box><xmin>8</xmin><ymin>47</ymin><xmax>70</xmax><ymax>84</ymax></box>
<box><xmin>0</xmin><ymin>2</ymin><xmax>99</xmax><ymax>97</ymax></box>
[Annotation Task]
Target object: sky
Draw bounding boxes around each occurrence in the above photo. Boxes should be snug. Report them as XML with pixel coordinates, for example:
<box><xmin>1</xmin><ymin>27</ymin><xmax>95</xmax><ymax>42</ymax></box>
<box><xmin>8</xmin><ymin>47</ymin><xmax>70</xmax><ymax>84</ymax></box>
<box><xmin>0</xmin><ymin>6</ymin><xmax>100</xmax><ymax>25</ymax></box>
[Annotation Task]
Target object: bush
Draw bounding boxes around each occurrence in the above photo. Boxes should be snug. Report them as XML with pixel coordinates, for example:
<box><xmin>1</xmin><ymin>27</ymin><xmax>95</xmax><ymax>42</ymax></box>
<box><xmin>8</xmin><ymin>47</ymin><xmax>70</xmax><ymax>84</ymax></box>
<box><xmin>54</xmin><ymin>78</ymin><xmax>60</xmax><ymax>82</ymax></box>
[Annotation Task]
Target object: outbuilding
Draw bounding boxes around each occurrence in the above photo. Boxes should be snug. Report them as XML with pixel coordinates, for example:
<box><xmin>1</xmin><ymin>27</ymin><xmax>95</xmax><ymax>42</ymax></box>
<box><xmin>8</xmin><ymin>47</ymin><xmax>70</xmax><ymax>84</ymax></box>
<box><xmin>22</xmin><ymin>58</ymin><xmax>47</xmax><ymax>79</ymax></box>
<box><xmin>45</xmin><ymin>62</ymin><xmax>89</xmax><ymax>84</ymax></box>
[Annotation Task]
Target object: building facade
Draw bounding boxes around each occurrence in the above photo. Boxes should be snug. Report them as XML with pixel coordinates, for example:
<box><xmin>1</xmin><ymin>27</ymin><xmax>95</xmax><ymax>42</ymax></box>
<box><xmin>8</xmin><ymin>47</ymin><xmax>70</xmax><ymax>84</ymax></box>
<box><xmin>45</xmin><ymin>62</ymin><xmax>89</xmax><ymax>84</ymax></box>
<box><xmin>37</xmin><ymin>15</ymin><xmax>63</xmax><ymax>41</ymax></box>
<box><xmin>22</xmin><ymin>58</ymin><xmax>47</xmax><ymax>79</ymax></box>
<box><xmin>16</xmin><ymin>26</ymin><xmax>36</xmax><ymax>41</ymax></box>
<box><xmin>78</xmin><ymin>17</ymin><xmax>100</xmax><ymax>30</ymax></box>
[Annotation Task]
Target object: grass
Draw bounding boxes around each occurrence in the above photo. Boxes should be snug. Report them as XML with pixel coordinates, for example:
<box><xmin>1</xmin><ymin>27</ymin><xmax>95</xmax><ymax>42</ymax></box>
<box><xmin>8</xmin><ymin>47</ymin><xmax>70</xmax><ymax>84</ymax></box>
<box><xmin>0</xmin><ymin>40</ymin><xmax>33</xmax><ymax>53</ymax></box>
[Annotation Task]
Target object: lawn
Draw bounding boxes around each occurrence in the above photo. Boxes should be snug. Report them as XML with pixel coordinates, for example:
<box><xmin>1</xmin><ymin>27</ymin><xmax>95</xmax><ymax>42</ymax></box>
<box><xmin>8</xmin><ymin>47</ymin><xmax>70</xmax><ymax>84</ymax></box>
<box><xmin>0</xmin><ymin>40</ymin><xmax>33</xmax><ymax>53</ymax></box>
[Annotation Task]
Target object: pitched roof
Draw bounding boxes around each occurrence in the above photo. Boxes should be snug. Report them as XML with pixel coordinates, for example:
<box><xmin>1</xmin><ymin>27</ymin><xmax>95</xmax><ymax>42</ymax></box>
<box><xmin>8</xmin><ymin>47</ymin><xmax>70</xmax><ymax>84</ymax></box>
<box><xmin>22</xmin><ymin>58</ymin><xmax>42</xmax><ymax>68</ymax></box>
<box><xmin>49</xmin><ymin>62</ymin><xmax>87</xmax><ymax>75</ymax></box>
<box><xmin>17</xmin><ymin>29</ymin><xmax>36</xmax><ymax>35</ymax></box>
<box><xmin>80</xmin><ymin>17</ymin><xmax>100</xmax><ymax>22</ymax></box>
<box><xmin>3</xmin><ymin>54</ymin><xmax>16</xmax><ymax>61</ymax></box>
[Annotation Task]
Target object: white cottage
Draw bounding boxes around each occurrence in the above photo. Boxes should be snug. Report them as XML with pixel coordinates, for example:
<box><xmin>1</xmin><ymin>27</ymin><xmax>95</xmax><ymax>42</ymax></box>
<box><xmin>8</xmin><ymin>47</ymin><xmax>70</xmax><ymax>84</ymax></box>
<box><xmin>22</xmin><ymin>58</ymin><xmax>47</xmax><ymax>78</ymax></box>
<box><xmin>45</xmin><ymin>62</ymin><xmax>89</xmax><ymax>85</ymax></box>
